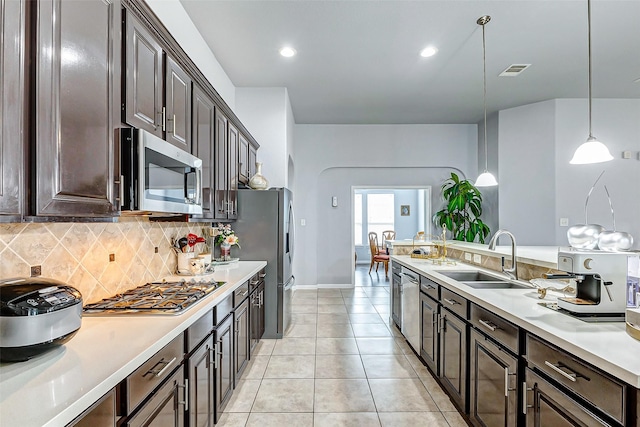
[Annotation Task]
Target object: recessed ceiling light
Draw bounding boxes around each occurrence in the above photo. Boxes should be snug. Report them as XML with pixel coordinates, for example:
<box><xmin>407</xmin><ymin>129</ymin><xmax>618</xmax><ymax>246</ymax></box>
<box><xmin>420</xmin><ymin>46</ymin><xmax>438</xmax><ymax>58</ymax></box>
<box><xmin>279</xmin><ymin>47</ymin><xmax>296</xmax><ymax>58</ymax></box>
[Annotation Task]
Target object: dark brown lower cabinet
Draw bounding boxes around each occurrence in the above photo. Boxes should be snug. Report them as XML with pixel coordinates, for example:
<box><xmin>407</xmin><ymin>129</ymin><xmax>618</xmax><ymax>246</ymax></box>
<box><xmin>234</xmin><ymin>298</ymin><xmax>250</xmax><ymax>385</ymax></box>
<box><xmin>250</xmin><ymin>282</ymin><xmax>265</xmax><ymax>353</ymax></box>
<box><xmin>470</xmin><ymin>329</ymin><xmax>518</xmax><ymax>427</ymax></box>
<box><xmin>125</xmin><ymin>368</ymin><xmax>185</xmax><ymax>427</ymax></box>
<box><xmin>68</xmin><ymin>388</ymin><xmax>117</xmax><ymax>427</ymax></box>
<box><xmin>187</xmin><ymin>335</ymin><xmax>214</xmax><ymax>427</ymax></box>
<box><xmin>439</xmin><ymin>307</ymin><xmax>467</xmax><ymax>413</ymax></box>
<box><xmin>214</xmin><ymin>314</ymin><xmax>234</xmax><ymax>423</ymax></box>
<box><xmin>524</xmin><ymin>368</ymin><xmax>612</xmax><ymax>427</ymax></box>
<box><xmin>420</xmin><ymin>291</ymin><xmax>439</xmax><ymax>375</ymax></box>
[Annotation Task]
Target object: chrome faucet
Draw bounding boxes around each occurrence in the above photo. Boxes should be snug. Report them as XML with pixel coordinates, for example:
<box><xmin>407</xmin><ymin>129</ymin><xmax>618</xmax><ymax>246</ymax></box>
<box><xmin>487</xmin><ymin>229</ymin><xmax>518</xmax><ymax>281</ymax></box>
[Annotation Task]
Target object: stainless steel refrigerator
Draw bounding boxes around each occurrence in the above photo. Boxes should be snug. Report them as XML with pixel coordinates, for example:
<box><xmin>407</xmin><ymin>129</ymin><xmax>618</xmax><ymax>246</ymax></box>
<box><xmin>234</xmin><ymin>188</ymin><xmax>295</xmax><ymax>338</ymax></box>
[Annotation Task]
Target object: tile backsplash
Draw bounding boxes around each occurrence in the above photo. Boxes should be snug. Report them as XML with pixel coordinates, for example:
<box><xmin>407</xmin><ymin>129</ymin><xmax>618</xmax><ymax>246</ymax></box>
<box><xmin>0</xmin><ymin>219</ymin><xmax>211</xmax><ymax>304</ymax></box>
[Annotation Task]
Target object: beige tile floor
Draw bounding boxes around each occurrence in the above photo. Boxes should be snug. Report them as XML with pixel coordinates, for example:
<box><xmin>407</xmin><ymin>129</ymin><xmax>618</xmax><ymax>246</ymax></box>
<box><xmin>216</xmin><ymin>266</ymin><xmax>468</xmax><ymax>427</ymax></box>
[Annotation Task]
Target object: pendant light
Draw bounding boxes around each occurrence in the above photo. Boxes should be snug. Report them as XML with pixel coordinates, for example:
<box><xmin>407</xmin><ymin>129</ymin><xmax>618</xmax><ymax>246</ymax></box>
<box><xmin>475</xmin><ymin>15</ymin><xmax>498</xmax><ymax>187</ymax></box>
<box><xmin>569</xmin><ymin>0</ymin><xmax>613</xmax><ymax>164</ymax></box>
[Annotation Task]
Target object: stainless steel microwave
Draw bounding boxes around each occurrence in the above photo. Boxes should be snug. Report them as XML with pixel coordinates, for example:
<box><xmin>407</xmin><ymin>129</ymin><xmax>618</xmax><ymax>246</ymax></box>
<box><xmin>120</xmin><ymin>128</ymin><xmax>203</xmax><ymax>215</ymax></box>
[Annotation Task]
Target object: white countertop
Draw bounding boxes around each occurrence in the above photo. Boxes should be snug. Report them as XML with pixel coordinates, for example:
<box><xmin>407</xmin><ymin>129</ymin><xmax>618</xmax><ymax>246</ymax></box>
<box><xmin>0</xmin><ymin>261</ymin><xmax>266</xmax><ymax>427</ymax></box>
<box><xmin>391</xmin><ymin>255</ymin><xmax>640</xmax><ymax>388</ymax></box>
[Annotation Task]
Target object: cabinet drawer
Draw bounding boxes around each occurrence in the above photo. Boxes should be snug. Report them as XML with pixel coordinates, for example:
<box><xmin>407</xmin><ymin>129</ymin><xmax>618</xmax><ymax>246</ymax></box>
<box><xmin>440</xmin><ymin>288</ymin><xmax>468</xmax><ymax>320</ymax></box>
<box><xmin>126</xmin><ymin>334</ymin><xmax>184</xmax><ymax>413</ymax></box>
<box><xmin>526</xmin><ymin>334</ymin><xmax>626</xmax><ymax>424</ymax></box>
<box><xmin>419</xmin><ymin>275</ymin><xmax>439</xmax><ymax>301</ymax></box>
<box><xmin>234</xmin><ymin>281</ymin><xmax>250</xmax><ymax>307</ymax></box>
<box><xmin>470</xmin><ymin>303</ymin><xmax>519</xmax><ymax>354</ymax></box>
<box><xmin>214</xmin><ymin>294</ymin><xmax>233</xmax><ymax>325</ymax></box>
<box><xmin>185</xmin><ymin>309</ymin><xmax>214</xmax><ymax>353</ymax></box>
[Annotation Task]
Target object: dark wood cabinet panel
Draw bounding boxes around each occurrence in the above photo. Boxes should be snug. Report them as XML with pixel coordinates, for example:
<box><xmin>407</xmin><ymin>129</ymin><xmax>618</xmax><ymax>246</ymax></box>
<box><xmin>192</xmin><ymin>84</ymin><xmax>215</xmax><ymax>219</ymax></box>
<box><xmin>250</xmin><ymin>282</ymin><xmax>265</xmax><ymax>353</ymax></box>
<box><xmin>238</xmin><ymin>132</ymin><xmax>249</xmax><ymax>185</ymax></box>
<box><xmin>125</xmin><ymin>368</ymin><xmax>185</xmax><ymax>427</ymax></box>
<box><xmin>188</xmin><ymin>335</ymin><xmax>214</xmax><ymax>427</ymax></box>
<box><xmin>234</xmin><ymin>298</ymin><xmax>249</xmax><ymax>385</ymax></box>
<box><xmin>0</xmin><ymin>0</ymin><xmax>25</xmax><ymax>220</ymax></box>
<box><xmin>420</xmin><ymin>293</ymin><xmax>439</xmax><ymax>375</ymax></box>
<box><xmin>214</xmin><ymin>314</ymin><xmax>233</xmax><ymax>423</ymax></box>
<box><xmin>439</xmin><ymin>308</ymin><xmax>467</xmax><ymax>413</ymax></box>
<box><xmin>124</xmin><ymin>11</ymin><xmax>162</xmax><ymax>137</ymax></box>
<box><xmin>34</xmin><ymin>0</ymin><xmax>119</xmax><ymax>217</ymax></box>
<box><xmin>227</xmin><ymin>122</ymin><xmax>239</xmax><ymax>219</ymax></box>
<box><xmin>214</xmin><ymin>108</ymin><xmax>229</xmax><ymax>220</ymax></box>
<box><xmin>165</xmin><ymin>55</ymin><xmax>191</xmax><ymax>151</ymax></box>
<box><xmin>69</xmin><ymin>388</ymin><xmax>117</xmax><ymax>427</ymax></box>
<box><xmin>248</xmin><ymin>142</ymin><xmax>257</xmax><ymax>180</ymax></box>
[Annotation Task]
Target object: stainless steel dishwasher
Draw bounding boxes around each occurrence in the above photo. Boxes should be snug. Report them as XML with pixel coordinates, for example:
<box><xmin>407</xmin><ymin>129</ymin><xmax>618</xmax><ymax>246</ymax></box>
<box><xmin>400</xmin><ymin>267</ymin><xmax>420</xmax><ymax>351</ymax></box>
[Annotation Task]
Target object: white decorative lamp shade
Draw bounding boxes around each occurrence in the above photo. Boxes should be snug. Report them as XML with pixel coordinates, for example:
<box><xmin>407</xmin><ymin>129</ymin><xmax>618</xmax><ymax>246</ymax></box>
<box><xmin>570</xmin><ymin>136</ymin><xmax>614</xmax><ymax>164</ymax></box>
<box><xmin>475</xmin><ymin>171</ymin><xmax>498</xmax><ymax>187</ymax></box>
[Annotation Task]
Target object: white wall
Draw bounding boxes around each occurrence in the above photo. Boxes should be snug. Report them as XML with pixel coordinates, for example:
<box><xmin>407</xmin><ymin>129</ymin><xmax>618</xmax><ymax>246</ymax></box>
<box><xmin>497</xmin><ymin>98</ymin><xmax>640</xmax><ymax>248</ymax></box>
<box><xmin>294</xmin><ymin>124</ymin><xmax>478</xmax><ymax>286</ymax></box>
<box><xmin>235</xmin><ymin>88</ymin><xmax>291</xmax><ymax>188</ymax></box>
<box><xmin>146</xmin><ymin>0</ymin><xmax>236</xmax><ymax>109</ymax></box>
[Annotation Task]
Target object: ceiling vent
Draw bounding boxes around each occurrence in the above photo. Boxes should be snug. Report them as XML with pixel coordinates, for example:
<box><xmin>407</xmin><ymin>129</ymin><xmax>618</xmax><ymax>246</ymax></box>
<box><xmin>499</xmin><ymin>64</ymin><xmax>531</xmax><ymax>77</ymax></box>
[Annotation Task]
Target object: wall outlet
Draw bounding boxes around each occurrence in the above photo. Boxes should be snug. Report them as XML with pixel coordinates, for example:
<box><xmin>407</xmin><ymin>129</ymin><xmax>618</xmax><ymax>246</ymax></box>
<box><xmin>300</xmin><ymin>218</ymin><xmax>306</xmax><ymax>226</ymax></box>
<box><xmin>473</xmin><ymin>254</ymin><xmax>482</xmax><ymax>264</ymax></box>
<box><xmin>560</xmin><ymin>217</ymin><xmax>569</xmax><ymax>227</ymax></box>
<box><xmin>30</xmin><ymin>265</ymin><xmax>42</xmax><ymax>277</ymax></box>
<box><xmin>623</xmin><ymin>150</ymin><xmax>632</xmax><ymax>159</ymax></box>
<box><xmin>464</xmin><ymin>252</ymin><xmax>472</xmax><ymax>261</ymax></box>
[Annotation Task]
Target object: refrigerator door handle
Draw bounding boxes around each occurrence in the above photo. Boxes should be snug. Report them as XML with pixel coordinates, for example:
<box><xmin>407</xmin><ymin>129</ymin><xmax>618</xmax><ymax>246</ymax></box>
<box><xmin>288</xmin><ymin>201</ymin><xmax>295</xmax><ymax>263</ymax></box>
<box><xmin>284</xmin><ymin>275</ymin><xmax>295</xmax><ymax>290</ymax></box>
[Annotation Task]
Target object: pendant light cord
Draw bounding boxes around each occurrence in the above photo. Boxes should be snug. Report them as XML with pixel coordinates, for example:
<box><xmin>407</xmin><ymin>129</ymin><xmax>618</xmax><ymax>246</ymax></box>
<box><xmin>587</xmin><ymin>0</ymin><xmax>593</xmax><ymax>138</ymax></box>
<box><xmin>478</xmin><ymin>16</ymin><xmax>491</xmax><ymax>172</ymax></box>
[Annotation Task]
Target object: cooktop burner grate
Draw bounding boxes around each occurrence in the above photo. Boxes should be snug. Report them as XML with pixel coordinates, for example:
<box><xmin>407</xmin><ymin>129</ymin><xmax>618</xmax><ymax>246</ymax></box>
<box><xmin>82</xmin><ymin>280</ymin><xmax>226</xmax><ymax>315</ymax></box>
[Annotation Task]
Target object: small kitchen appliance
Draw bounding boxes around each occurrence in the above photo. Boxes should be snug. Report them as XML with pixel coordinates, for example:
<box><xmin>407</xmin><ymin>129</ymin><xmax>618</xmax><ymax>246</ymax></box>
<box><xmin>548</xmin><ymin>249</ymin><xmax>633</xmax><ymax>317</ymax></box>
<box><xmin>0</xmin><ymin>278</ymin><xmax>82</xmax><ymax>362</ymax></box>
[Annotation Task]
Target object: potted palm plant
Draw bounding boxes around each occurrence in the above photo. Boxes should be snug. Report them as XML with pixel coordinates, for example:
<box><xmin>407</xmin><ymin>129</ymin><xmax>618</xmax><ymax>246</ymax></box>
<box><xmin>433</xmin><ymin>172</ymin><xmax>491</xmax><ymax>243</ymax></box>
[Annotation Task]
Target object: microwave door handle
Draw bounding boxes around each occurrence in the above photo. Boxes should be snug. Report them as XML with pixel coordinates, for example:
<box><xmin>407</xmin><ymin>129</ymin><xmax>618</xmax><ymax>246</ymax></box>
<box><xmin>195</xmin><ymin>168</ymin><xmax>202</xmax><ymax>205</ymax></box>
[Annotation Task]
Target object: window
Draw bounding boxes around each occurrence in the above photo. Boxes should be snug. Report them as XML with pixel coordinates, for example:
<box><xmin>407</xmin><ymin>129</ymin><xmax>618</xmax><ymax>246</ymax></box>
<box><xmin>354</xmin><ymin>194</ymin><xmax>363</xmax><ymax>246</ymax></box>
<box><xmin>367</xmin><ymin>193</ymin><xmax>394</xmax><ymax>241</ymax></box>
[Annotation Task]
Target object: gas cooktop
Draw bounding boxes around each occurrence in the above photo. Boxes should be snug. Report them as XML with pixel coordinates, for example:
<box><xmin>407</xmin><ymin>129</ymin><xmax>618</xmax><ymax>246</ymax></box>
<box><xmin>82</xmin><ymin>279</ymin><xmax>226</xmax><ymax>316</ymax></box>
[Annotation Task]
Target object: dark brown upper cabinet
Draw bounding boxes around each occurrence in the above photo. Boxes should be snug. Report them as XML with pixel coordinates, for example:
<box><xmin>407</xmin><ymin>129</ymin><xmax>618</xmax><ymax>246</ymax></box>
<box><xmin>248</xmin><ymin>142</ymin><xmax>258</xmax><ymax>182</ymax></box>
<box><xmin>0</xmin><ymin>0</ymin><xmax>25</xmax><ymax>221</ymax></box>
<box><xmin>227</xmin><ymin>122</ymin><xmax>238</xmax><ymax>220</ymax></box>
<box><xmin>165</xmin><ymin>56</ymin><xmax>192</xmax><ymax>152</ymax></box>
<box><xmin>191</xmin><ymin>84</ymin><xmax>216</xmax><ymax>219</ymax></box>
<box><xmin>124</xmin><ymin>11</ymin><xmax>191</xmax><ymax>151</ymax></box>
<box><xmin>124</xmin><ymin>12</ymin><xmax>163</xmax><ymax>138</ymax></box>
<box><xmin>238</xmin><ymin>132</ymin><xmax>250</xmax><ymax>185</ymax></box>
<box><xmin>34</xmin><ymin>0</ymin><xmax>120</xmax><ymax>217</ymax></box>
<box><xmin>214</xmin><ymin>109</ymin><xmax>229</xmax><ymax>221</ymax></box>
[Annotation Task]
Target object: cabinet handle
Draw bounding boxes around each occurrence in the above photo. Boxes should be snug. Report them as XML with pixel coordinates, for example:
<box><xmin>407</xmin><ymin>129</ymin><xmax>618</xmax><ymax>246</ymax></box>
<box><xmin>250</xmin><ymin>280</ymin><xmax>259</xmax><ymax>286</ymax></box>
<box><xmin>522</xmin><ymin>381</ymin><xmax>533</xmax><ymax>415</ymax></box>
<box><xmin>214</xmin><ymin>342</ymin><xmax>220</xmax><ymax>370</ymax></box>
<box><xmin>209</xmin><ymin>347</ymin><xmax>215</xmax><ymax>367</ymax></box>
<box><xmin>143</xmin><ymin>356</ymin><xmax>176</xmax><ymax>378</ymax></box>
<box><xmin>178</xmin><ymin>379</ymin><xmax>189</xmax><ymax>411</ymax></box>
<box><xmin>161</xmin><ymin>107</ymin><xmax>166</xmax><ymax>132</ymax></box>
<box><xmin>479</xmin><ymin>319</ymin><xmax>498</xmax><ymax>332</ymax></box>
<box><xmin>423</xmin><ymin>283</ymin><xmax>435</xmax><ymax>290</ymax></box>
<box><xmin>240</xmin><ymin>290</ymin><xmax>248</xmax><ymax>297</ymax></box>
<box><xmin>172</xmin><ymin>114</ymin><xmax>176</xmax><ymax>134</ymax></box>
<box><xmin>443</xmin><ymin>298</ymin><xmax>459</xmax><ymax>306</ymax></box>
<box><xmin>504</xmin><ymin>368</ymin><xmax>517</xmax><ymax>397</ymax></box>
<box><xmin>544</xmin><ymin>360</ymin><xmax>580</xmax><ymax>382</ymax></box>
<box><xmin>259</xmin><ymin>273</ymin><xmax>266</xmax><ymax>279</ymax></box>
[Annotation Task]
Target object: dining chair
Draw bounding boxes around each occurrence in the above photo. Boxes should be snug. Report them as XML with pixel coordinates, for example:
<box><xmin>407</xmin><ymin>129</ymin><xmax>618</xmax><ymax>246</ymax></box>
<box><xmin>368</xmin><ymin>232</ymin><xmax>390</xmax><ymax>277</ymax></box>
<box><xmin>381</xmin><ymin>230</ymin><xmax>396</xmax><ymax>254</ymax></box>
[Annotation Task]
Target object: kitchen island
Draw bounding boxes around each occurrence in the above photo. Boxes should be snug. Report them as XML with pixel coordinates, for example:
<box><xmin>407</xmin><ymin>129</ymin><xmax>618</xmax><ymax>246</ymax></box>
<box><xmin>0</xmin><ymin>261</ymin><xmax>266</xmax><ymax>427</ymax></box>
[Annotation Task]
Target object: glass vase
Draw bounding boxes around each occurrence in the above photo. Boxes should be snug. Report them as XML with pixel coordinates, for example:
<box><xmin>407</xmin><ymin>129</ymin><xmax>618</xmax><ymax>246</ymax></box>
<box><xmin>220</xmin><ymin>244</ymin><xmax>232</xmax><ymax>261</ymax></box>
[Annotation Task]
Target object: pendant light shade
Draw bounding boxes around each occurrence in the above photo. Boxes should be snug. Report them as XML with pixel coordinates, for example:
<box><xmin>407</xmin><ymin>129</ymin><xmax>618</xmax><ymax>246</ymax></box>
<box><xmin>474</xmin><ymin>15</ymin><xmax>498</xmax><ymax>188</ymax></box>
<box><xmin>570</xmin><ymin>0</ymin><xmax>614</xmax><ymax>165</ymax></box>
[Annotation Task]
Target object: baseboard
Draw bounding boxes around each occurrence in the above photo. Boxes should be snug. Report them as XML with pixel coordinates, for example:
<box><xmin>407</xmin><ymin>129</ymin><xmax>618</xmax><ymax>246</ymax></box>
<box><xmin>293</xmin><ymin>284</ymin><xmax>354</xmax><ymax>290</ymax></box>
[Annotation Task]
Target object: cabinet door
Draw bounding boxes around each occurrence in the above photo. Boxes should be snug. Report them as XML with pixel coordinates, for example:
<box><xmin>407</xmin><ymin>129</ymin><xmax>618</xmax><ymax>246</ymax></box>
<box><xmin>214</xmin><ymin>315</ymin><xmax>233</xmax><ymax>423</ymax></box>
<box><xmin>439</xmin><ymin>308</ymin><xmax>467</xmax><ymax>412</ymax></box>
<box><xmin>35</xmin><ymin>0</ymin><xmax>119</xmax><ymax>217</ymax></box>
<box><xmin>469</xmin><ymin>330</ymin><xmax>518</xmax><ymax>427</ymax></box>
<box><xmin>165</xmin><ymin>55</ymin><xmax>191</xmax><ymax>151</ymax></box>
<box><xmin>126</xmin><ymin>368</ymin><xmax>185</xmax><ymax>427</ymax></box>
<box><xmin>238</xmin><ymin>133</ymin><xmax>249</xmax><ymax>185</ymax></box>
<box><xmin>227</xmin><ymin>122</ymin><xmax>239</xmax><ymax>219</ymax></box>
<box><xmin>188</xmin><ymin>335</ymin><xmax>213</xmax><ymax>427</ymax></box>
<box><xmin>214</xmin><ymin>108</ymin><xmax>228</xmax><ymax>220</ymax></box>
<box><xmin>420</xmin><ymin>293</ymin><xmax>439</xmax><ymax>375</ymax></box>
<box><xmin>0</xmin><ymin>0</ymin><xmax>25</xmax><ymax>220</ymax></box>
<box><xmin>250</xmin><ymin>283</ymin><xmax>265</xmax><ymax>352</ymax></box>
<box><xmin>125</xmin><ymin>12</ymin><xmax>162</xmax><ymax>137</ymax></box>
<box><xmin>524</xmin><ymin>368</ymin><xmax>611</xmax><ymax>427</ymax></box>
<box><xmin>192</xmin><ymin>85</ymin><xmax>215</xmax><ymax>219</ymax></box>
<box><xmin>234</xmin><ymin>298</ymin><xmax>249</xmax><ymax>384</ymax></box>
<box><xmin>69</xmin><ymin>388</ymin><xmax>116</xmax><ymax>427</ymax></box>
<box><xmin>248</xmin><ymin>143</ymin><xmax>257</xmax><ymax>179</ymax></box>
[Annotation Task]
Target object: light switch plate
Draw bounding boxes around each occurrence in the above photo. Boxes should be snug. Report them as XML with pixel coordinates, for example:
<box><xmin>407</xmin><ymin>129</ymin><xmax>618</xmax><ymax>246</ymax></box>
<box><xmin>300</xmin><ymin>219</ymin><xmax>306</xmax><ymax>226</ymax></box>
<box><xmin>464</xmin><ymin>252</ymin><xmax>472</xmax><ymax>261</ymax></box>
<box><xmin>473</xmin><ymin>254</ymin><xmax>482</xmax><ymax>264</ymax></box>
<box><xmin>560</xmin><ymin>217</ymin><xmax>569</xmax><ymax>227</ymax></box>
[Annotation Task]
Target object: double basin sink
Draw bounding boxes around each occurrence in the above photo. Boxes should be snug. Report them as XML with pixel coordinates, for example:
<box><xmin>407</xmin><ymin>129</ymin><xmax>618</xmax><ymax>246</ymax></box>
<box><xmin>436</xmin><ymin>270</ymin><xmax>530</xmax><ymax>290</ymax></box>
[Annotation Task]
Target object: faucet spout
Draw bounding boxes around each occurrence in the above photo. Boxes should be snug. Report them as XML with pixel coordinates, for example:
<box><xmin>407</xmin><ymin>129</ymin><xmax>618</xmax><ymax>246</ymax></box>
<box><xmin>487</xmin><ymin>229</ymin><xmax>518</xmax><ymax>281</ymax></box>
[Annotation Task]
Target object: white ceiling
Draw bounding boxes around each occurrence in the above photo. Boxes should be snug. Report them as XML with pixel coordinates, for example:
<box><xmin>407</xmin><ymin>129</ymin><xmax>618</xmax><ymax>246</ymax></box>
<box><xmin>180</xmin><ymin>0</ymin><xmax>640</xmax><ymax>124</ymax></box>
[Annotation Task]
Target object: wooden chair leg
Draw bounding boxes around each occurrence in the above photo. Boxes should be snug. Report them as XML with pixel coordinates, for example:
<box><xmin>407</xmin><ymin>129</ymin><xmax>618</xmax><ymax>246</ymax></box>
<box><xmin>384</xmin><ymin>261</ymin><xmax>389</xmax><ymax>278</ymax></box>
<box><xmin>369</xmin><ymin>258</ymin><xmax>374</xmax><ymax>274</ymax></box>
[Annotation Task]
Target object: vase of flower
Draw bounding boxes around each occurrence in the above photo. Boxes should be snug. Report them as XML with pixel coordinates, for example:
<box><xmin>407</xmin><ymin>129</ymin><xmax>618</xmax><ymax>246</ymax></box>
<box><xmin>220</xmin><ymin>243</ymin><xmax>232</xmax><ymax>261</ymax></box>
<box><xmin>249</xmin><ymin>162</ymin><xmax>269</xmax><ymax>190</ymax></box>
<box><xmin>215</xmin><ymin>223</ymin><xmax>241</xmax><ymax>261</ymax></box>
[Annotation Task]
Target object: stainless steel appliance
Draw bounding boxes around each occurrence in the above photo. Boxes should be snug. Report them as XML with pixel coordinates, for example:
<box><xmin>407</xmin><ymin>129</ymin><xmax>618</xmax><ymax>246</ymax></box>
<box><xmin>400</xmin><ymin>267</ymin><xmax>420</xmax><ymax>351</ymax></box>
<box><xmin>234</xmin><ymin>188</ymin><xmax>294</xmax><ymax>338</ymax></box>
<box><xmin>0</xmin><ymin>278</ymin><xmax>82</xmax><ymax>362</ymax></box>
<box><xmin>547</xmin><ymin>249</ymin><xmax>634</xmax><ymax>317</ymax></box>
<box><xmin>82</xmin><ymin>280</ymin><xmax>225</xmax><ymax>316</ymax></box>
<box><xmin>120</xmin><ymin>128</ymin><xmax>203</xmax><ymax>215</ymax></box>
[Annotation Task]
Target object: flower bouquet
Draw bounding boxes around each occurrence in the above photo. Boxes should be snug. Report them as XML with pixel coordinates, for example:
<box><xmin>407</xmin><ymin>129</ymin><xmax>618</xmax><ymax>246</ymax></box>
<box><xmin>215</xmin><ymin>224</ymin><xmax>240</xmax><ymax>260</ymax></box>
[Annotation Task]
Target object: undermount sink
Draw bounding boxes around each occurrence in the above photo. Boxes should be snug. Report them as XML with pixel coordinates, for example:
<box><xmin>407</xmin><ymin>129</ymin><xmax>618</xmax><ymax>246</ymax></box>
<box><xmin>462</xmin><ymin>281</ymin><xmax>530</xmax><ymax>290</ymax></box>
<box><xmin>436</xmin><ymin>270</ymin><xmax>530</xmax><ymax>290</ymax></box>
<box><xmin>437</xmin><ymin>271</ymin><xmax>507</xmax><ymax>282</ymax></box>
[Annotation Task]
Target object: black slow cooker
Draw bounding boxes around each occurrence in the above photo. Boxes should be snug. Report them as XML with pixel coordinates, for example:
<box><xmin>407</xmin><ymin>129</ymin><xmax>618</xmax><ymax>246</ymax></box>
<box><xmin>0</xmin><ymin>277</ymin><xmax>82</xmax><ymax>362</ymax></box>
